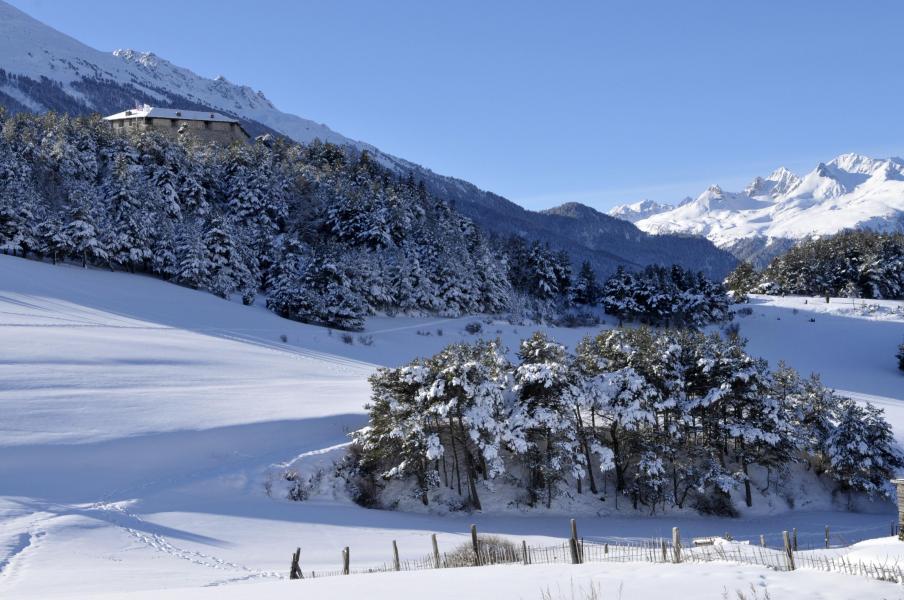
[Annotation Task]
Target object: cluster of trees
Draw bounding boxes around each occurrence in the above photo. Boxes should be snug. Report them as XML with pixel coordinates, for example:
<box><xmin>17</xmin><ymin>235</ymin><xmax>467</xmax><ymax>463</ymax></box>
<box><xmin>599</xmin><ymin>265</ymin><xmax>732</xmax><ymax>327</ymax></box>
<box><xmin>726</xmin><ymin>231</ymin><xmax>904</xmax><ymax>300</ymax></box>
<box><xmin>898</xmin><ymin>339</ymin><xmax>904</xmax><ymax>372</ymax></box>
<box><xmin>352</xmin><ymin>329</ymin><xmax>901</xmax><ymax>514</ymax></box>
<box><xmin>0</xmin><ymin>111</ymin><xmax>517</xmax><ymax>329</ymax></box>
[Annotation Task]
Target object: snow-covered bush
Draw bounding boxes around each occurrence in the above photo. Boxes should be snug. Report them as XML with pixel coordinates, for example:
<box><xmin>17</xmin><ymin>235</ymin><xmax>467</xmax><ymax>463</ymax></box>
<box><xmin>349</xmin><ymin>328</ymin><xmax>902</xmax><ymax>515</ymax></box>
<box><xmin>724</xmin><ymin>261</ymin><xmax>759</xmax><ymax>301</ymax></box>
<box><xmin>897</xmin><ymin>339</ymin><xmax>904</xmax><ymax>372</ymax></box>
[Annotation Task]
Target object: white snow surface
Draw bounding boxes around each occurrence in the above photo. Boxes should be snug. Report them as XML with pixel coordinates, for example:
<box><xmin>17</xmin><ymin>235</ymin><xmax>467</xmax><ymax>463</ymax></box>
<box><xmin>1</xmin><ymin>256</ymin><xmax>904</xmax><ymax>598</ymax></box>
<box><xmin>636</xmin><ymin>153</ymin><xmax>904</xmax><ymax>246</ymax></box>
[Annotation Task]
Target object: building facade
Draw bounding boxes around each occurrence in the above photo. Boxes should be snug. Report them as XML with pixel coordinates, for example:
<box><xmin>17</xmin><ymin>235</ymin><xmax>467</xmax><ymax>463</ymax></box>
<box><xmin>104</xmin><ymin>105</ymin><xmax>250</xmax><ymax>145</ymax></box>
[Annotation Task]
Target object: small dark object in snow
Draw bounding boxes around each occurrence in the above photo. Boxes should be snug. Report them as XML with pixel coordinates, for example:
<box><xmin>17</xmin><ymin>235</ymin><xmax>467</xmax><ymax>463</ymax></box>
<box><xmin>465</xmin><ymin>322</ymin><xmax>483</xmax><ymax>335</ymax></box>
<box><xmin>279</xmin><ymin>334</ymin><xmax>288</xmax><ymax>343</ymax></box>
<box><xmin>809</xmin><ymin>317</ymin><xmax>816</xmax><ymax>323</ymax></box>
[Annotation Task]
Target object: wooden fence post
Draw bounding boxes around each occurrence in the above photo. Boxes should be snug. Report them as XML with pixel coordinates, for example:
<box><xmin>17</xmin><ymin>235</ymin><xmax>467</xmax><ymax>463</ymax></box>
<box><xmin>431</xmin><ymin>534</ymin><xmax>441</xmax><ymax>568</ymax></box>
<box><xmin>569</xmin><ymin>519</ymin><xmax>582</xmax><ymax>564</ymax></box>
<box><xmin>825</xmin><ymin>526</ymin><xmax>830</xmax><ymax>549</ymax></box>
<box><xmin>392</xmin><ymin>540</ymin><xmax>400</xmax><ymax>571</ymax></box>
<box><xmin>782</xmin><ymin>531</ymin><xmax>795</xmax><ymax>571</ymax></box>
<box><xmin>471</xmin><ymin>524</ymin><xmax>481</xmax><ymax>566</ymax></box>
<box><xmin>792</xmin><ymin>528</ymin><xmax>798</xmax><ymax>551</ymax></box>
<box><xmin>289</xmin><ymin>547</ymin><xmax>302</xmax><ymax>579</ymax></box>
<box><xmin>342</xmin><ymin>546</ymin><xmax>350</xmax><ymax>575</ymax></box>
<box><xmin>672</xmin><ymin>527</ymin><xmax>681</xmax><ymax>563</ymax></box>
<box><xmin>660</xmin><ymin>539</ymin><xmax>667</xmax><ymax>562</ymax></box>
<box><xmin>760</xmin><ymin>534</ymin><xmax>766</xmax><ymax>548</ymax></box>
<box><xmin>522</xmin><ymin>540</ymin><xmax>529</xmax><ymax>565</ymax></box>
<box><xmin>569</xmin><ymin>537</ymin><xmax>580</xmax><ymax>564</ymax></box>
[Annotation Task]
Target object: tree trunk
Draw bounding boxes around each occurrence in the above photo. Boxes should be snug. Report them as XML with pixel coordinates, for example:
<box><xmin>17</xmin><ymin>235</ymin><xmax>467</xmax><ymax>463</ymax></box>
<box><xmin>743</xmin><ymin>460</ymin><xmax>752</xmax><ymax>508</ymax></box>
<box><xmin>448</xmin><ymin>416</ymin><xmax>462</xmax><ymax>496</ymax></box>
<box><xmin>457</xmin><ymin>414</ymin><xmax>481</xmax><ymax>511</ymax></box>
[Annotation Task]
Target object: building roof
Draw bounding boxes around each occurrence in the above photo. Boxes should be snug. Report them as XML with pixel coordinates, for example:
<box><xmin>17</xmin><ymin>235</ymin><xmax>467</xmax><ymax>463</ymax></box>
<box><xmin>104</xmin><ymin>105</ymin><xmax>240</xmax><ymax>124</ymax></box>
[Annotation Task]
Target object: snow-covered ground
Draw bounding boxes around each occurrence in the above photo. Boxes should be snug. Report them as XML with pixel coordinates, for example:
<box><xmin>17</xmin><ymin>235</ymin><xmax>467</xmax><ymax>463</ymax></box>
<box><xmin>1</xmin><ymin>254</ymin><xmax>903</xmax><ymax>598</ymax></box>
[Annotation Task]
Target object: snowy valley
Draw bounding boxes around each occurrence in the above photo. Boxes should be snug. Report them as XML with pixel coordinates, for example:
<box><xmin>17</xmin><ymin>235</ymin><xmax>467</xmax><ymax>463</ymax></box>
<box><xmin>1</xmin><ymin>254</ymin><xmax>903</xmax><ymax>598</ymax></box>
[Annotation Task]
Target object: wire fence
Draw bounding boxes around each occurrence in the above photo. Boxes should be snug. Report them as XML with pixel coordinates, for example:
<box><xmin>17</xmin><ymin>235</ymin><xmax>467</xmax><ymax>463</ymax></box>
<box><xmin>289</xmin><ymin>523</ymin><xmax>904</xmax><ymax>585</ymax></box>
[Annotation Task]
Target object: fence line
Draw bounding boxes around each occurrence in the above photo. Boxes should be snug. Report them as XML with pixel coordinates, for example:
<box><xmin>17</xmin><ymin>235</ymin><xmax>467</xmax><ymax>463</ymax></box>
<box><xmin>288</xmin><ymin>523</ymin><xmax>904</xmax><ymax>585</ymax></box>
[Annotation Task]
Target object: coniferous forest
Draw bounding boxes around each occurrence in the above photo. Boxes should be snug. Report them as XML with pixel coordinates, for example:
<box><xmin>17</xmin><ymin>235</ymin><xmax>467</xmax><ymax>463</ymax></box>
<box><xmin>0</xmin><ymin>111</ymin><xmax>524</xmax><ymax>329</ymax></box>
<box><xmin>0</xmin><ymin>111</ymin><xmax>734</xmax><ymax>330</ymax></box>
<box><xmin>725</xmin><ymin>231</ymin><xmax>904</xmax><ymax>300</ymax></box>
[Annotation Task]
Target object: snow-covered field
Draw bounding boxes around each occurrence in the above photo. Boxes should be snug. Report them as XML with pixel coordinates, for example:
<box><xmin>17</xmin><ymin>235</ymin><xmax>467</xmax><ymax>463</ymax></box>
<box><xmin>1</xmin><ymin>254</ymin><xmax>903</xmax><ymax>599</ymax></box>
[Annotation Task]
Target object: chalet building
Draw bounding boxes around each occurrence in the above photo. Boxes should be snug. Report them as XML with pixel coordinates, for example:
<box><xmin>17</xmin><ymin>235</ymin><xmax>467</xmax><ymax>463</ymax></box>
<box><xmin>104</xmin><ymin>105</ymin><xmax>250</xmax><ymax>145</ymax></box>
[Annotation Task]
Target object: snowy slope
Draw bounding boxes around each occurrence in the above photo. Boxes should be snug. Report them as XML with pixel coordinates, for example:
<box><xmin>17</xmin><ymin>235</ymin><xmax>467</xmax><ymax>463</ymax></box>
<box><xmin>635</xmin><ymin>153</ymin><xmax>904</xmax><ymax>247</ymax></box>
<box><xmin>1</xmin><ymin>255</ymin><xmax>903</xmax><ymax>598</ymax></box>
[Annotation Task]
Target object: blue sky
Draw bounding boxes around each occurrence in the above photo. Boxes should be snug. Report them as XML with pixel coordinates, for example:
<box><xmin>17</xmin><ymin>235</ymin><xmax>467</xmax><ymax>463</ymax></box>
<box><xmin>9</xmin><ymin>0</ymin><xmax>904</xmax><ymax>211</ymax></box>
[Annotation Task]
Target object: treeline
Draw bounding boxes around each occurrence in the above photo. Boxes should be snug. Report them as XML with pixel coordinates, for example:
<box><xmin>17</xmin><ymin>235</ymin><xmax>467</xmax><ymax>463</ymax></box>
<box><xmin>0</xmin><ymin>110</ymin><xmax>733</xmax><ymax>329</ymax></box>
<box><xmin>726</xmin><ymin>231</ymin><xmax>904</xmax><ymax>300</ymax></box>
<box><xmin>350</xmin><ymin>329</ymin><xmax>901</xmax><ymax>514</ymax></box>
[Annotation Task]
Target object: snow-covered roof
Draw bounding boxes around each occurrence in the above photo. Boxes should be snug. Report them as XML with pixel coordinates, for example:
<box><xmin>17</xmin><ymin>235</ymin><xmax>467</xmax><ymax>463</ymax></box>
<box><xmin>104</xmin><ymin>105</ymin><xmax>240</xmax><ymax>123</ymax></box>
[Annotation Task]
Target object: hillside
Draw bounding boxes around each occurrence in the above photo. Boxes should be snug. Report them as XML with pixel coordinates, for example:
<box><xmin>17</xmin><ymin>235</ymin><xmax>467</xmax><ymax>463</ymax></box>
<box><xmin>0</xmin><ymin>0</ymin><xmax>735</xmax><ymax>279</ymax></box>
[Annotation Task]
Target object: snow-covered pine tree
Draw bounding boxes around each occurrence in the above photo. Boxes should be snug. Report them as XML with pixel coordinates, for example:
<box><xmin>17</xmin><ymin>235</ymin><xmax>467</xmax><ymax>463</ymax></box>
<box><xmin>201</xmin><ymin>216</ymin><xmax>253</xmax><ymax>300</ymax></box>
<box><xmin>514</xmin><ymin>332</ymin><xmax>582</xmax><ymax>508</ymax></box>
<box><xmin>825</xmin><ymin>398</ymin><xmax>904</xmax><ymax>503</ymax></box>
<box><xmin>572</xmin><ymin>261</ymin><xmax>601</xmax><ymax>305</ymax></box>
<box><xmin>104</xmin><ymin>154</ymin><xmax>154</xmax><ymax>272</ymax></box>
<box><xmin>173</xmin><ymin>217</ymin><xmax>209</xmax><ymax>288</ymax></box>
<box><xmin>60</xmin><ymin>198</ymin><xmax>107</xmax><ymax>268</ymax></box>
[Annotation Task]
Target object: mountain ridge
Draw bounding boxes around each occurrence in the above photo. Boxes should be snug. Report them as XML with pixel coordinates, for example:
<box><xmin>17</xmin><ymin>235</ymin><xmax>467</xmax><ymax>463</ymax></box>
<box><xmin>610</xmin><ymin>152</ymin><xmax>904</xmax><ymax>265</ymax></box>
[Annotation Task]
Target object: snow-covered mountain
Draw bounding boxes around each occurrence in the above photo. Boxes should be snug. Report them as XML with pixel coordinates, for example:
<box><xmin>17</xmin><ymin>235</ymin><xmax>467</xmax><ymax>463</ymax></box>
<box><xmin>608</xmin><ymin>199</ymin><xmax>673</xmax><ymax>223</ymax></box>
<box><xmin>0</xmin><ymin>0</ymin><xmax>737</xmax><ymax>278</ymax></box>
<box><xmin>635</xmin><ymin>153</ymin><xmax>904</xmax><ymax>252</ymax></box>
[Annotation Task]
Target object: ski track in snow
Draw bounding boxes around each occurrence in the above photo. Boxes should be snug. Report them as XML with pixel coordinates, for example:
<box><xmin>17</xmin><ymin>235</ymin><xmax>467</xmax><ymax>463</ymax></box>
<box><xmin>92</xmin><ymin>502</ymin><xmax>282</xmax><ymax>580</ymax></box>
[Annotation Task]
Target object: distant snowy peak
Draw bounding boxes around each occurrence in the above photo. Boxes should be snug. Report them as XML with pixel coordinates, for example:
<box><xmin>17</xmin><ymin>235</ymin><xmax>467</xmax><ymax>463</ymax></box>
<box><xmin>745</xmin><ymin>167</ymin><xmax>800</xmax><ymax>198</ymax></box>
<box><xmin>635</xmin><ymin>152</ymin><xmax>904</xmax><ymax>248</ymax></box>
<box><xmin>608</xmin><ymin>199</ymin><xmax>673</xmax><ymax>222</ymax></box>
